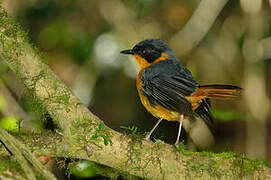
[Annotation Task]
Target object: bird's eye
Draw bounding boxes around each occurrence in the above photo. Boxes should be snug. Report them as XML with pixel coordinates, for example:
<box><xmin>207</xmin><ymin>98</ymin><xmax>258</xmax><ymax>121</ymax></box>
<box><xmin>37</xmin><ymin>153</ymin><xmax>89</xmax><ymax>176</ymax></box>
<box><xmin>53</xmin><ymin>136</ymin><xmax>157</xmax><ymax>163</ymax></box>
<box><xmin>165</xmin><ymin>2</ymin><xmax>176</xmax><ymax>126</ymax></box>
<box><xmin>142</xmin><ymin>48</ymin><xmax>151</xmax><ymax>55</ymax></box>
<box><xmin>142</xmin><ymin>49</ymin><xmax>147</xmax><ymax>54</ymax></box>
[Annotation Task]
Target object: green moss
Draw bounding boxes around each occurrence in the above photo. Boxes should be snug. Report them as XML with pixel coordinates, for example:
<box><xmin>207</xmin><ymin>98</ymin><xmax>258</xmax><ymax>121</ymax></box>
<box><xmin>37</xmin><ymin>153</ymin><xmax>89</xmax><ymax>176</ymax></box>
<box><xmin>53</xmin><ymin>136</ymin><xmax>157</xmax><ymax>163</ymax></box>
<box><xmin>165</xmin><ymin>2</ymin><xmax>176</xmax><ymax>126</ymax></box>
<box><xmin>120</xmin><ymin>125</ymin><xmax>147</xmax><ymax>142</ymax></box>
<box><xmin>21</xmin><ymin>92</ymin><xmax>47</xmax><ymax>127</ymax></box>
<box><xmin>121</xmin><ymin>128</ymin><xmax>154</xmax><ymax>175</ymax></box>
<box><xmin>0</xmin><ymin>156</ymin><xmax>24</xmax><ymax>173</ymax></box>
<box><xmin>123</xmin><ymin>127</ymin><xmax>159</xmax><ymax>174</ymax></box>
<box><xmin>0</xmin><ymin>9</ymin><xmax>28</xmax><ymax>40</ymax></box>
<box><xmin>189</xmin><ymin>152</ymin><xmax>270</xmax><ymax>178</ymax></box>
<box><xmin>0</xmin><ymin>6</ymin><xmax>53</xmax><ymax>126</ymax></box>
<box><xmin>0</xmin><ymin>8</ymin><xmax>29</xmax><ymax>57</ymax></box>
<box><xmin>173</xmin><ymin>141</ymin><xmax>192</xmax><ymax>156</ymax></box>
<box><xmin>71</xmin><ymin>117</ymin><xmax>95</xmax><ymax>140</ymax></box>
<box><xmin>242</xmin><ymin>158</ymin><xmax>269</xmax><ymax>174</ymax></box>
<box><xmin>198</xmin><ymin>151</ymin><xmax>238</xmax><ymax>159</ymax></box>
<box><xmin>186</xmin><ymin>155</ymin><xmax>241</xmax><ymax>179</ymax></box>
<box><xmin>56</xmin><ymin>93</ymin><xmax>70</xmax><ymax>106</ymax></box>
<box><xmin>187</xmin><ymin>159</ymin><xmax>214</xmax><ymax>173</ymax></box>
<box><xmin>0</xmin><ymin>7</ymin><xmax>44</xmax><ymax>62</ymax></box>
<box><xmin>71</xmin><ymin>117</ymin><xmax>113</xmax><ymax>148</ymax></box>
<box><xmin>173</xmin><ymin>143</ymin><xmax>271</xmax><ymax>179</ymax></box>
<box><xmin>124</xmin><ymin>134</ymin><xmax>162</xmax><ymax>178</ymax></box>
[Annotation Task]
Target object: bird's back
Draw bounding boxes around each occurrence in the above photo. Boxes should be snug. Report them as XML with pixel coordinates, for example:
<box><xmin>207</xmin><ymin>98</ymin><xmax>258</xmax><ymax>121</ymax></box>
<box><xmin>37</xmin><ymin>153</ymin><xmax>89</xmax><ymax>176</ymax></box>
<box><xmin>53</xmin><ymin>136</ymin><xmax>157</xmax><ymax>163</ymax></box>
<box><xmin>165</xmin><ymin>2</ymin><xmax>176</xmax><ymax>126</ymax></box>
<box><xmin>141</xmin><ymin>58</ymin><xmax>199</xmax><ymax>96</ymax></box>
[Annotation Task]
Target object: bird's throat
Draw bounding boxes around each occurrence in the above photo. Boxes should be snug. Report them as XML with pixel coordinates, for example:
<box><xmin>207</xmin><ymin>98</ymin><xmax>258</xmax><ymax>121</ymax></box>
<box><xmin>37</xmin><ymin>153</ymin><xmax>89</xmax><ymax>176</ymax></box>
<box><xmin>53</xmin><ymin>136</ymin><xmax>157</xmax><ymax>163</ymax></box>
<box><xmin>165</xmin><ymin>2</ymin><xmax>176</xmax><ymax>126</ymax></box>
<box><xmin>134</xmin><ymin>52</ymin><xmax>169</xmax><ymax>69</ymax></box>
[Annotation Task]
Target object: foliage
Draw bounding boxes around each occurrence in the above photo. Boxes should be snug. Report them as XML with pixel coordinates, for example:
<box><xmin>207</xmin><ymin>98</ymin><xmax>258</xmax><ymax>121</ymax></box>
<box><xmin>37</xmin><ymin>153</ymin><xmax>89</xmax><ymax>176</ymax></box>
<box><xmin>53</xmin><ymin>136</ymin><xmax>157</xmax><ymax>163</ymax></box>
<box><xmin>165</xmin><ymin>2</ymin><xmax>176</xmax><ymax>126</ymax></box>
<box><xmin>70</xmin><ymin>160</ymin><xmax>98</xmax><ymax>179</ymax></box>
<box><xmin>91</xmin><ymin>122</ymin><xmax>112</xmax><ymax>146</ymax></box>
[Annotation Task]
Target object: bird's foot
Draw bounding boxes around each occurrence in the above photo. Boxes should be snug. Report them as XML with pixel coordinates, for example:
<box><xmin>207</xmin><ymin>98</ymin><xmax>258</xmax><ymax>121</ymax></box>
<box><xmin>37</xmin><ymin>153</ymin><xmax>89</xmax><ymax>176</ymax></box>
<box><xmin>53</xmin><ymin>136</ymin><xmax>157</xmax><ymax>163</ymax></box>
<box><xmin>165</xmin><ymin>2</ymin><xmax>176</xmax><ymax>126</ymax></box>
<box><xmin>144</xmin><ymin>134</ymin><xmax>151</xmax><ymax>142</ymax></box>
<box><xmin>174</xmin><ymin>141</ymin><xmax>179</xmax><ymax>147</ymax></box>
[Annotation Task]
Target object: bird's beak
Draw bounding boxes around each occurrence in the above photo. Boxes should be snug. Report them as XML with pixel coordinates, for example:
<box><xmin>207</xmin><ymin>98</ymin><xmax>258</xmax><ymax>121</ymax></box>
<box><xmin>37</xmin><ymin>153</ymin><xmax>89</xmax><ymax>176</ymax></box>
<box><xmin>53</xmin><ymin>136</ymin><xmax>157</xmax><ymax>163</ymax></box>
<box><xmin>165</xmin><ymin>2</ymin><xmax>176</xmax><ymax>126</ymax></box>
<box><xmin>120</xmin><ymin>49</ymin><xmax>135</xmax><ymax>55</ymax></box>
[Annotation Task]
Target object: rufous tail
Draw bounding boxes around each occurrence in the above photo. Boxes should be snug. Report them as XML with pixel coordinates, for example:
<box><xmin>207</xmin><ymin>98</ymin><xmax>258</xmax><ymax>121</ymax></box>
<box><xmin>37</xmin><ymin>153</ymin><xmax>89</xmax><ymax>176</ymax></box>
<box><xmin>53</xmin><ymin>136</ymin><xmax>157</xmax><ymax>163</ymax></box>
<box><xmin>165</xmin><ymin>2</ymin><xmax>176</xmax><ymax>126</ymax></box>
<box><xmin>192</xmin><ymin>85</ymin><xmax>242</xmax><ymax>99</ymax></box>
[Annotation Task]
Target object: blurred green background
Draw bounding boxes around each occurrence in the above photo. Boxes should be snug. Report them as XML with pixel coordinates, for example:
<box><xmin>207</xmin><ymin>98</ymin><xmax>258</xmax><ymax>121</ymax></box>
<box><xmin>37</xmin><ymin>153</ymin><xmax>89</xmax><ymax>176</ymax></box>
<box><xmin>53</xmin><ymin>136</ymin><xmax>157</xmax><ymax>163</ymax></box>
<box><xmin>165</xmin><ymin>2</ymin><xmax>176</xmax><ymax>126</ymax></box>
<box><xmin>0</xmin><ymin>0</ymin><xmax>271</xmax><ymax>162</ymax></box>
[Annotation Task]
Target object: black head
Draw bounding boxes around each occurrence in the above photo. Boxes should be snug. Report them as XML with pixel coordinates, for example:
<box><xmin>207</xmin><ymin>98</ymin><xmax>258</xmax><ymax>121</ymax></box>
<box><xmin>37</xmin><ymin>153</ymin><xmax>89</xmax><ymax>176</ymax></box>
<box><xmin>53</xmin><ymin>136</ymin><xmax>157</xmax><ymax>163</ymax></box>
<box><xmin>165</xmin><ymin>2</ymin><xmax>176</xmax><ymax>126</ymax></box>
<box><xmin>121</xmin><ymin>38</ymin><xmax>172</xmax><ymax>63</ymax></box>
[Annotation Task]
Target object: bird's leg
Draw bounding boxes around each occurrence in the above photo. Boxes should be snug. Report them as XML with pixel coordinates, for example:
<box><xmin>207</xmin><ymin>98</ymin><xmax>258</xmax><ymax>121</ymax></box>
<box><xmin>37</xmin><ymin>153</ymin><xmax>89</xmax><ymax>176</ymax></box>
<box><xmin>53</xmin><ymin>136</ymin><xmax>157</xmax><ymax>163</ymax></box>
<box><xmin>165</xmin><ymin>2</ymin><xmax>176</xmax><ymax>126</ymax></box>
<box><xmin>175</xmin><ymin>114</ymin><xmax>184</xmax><ymax>146</ymax></box>
<box><xmin>145</xmin><ymin>118</ymin><xmax>163</xmax><ymax>141</ymax></box>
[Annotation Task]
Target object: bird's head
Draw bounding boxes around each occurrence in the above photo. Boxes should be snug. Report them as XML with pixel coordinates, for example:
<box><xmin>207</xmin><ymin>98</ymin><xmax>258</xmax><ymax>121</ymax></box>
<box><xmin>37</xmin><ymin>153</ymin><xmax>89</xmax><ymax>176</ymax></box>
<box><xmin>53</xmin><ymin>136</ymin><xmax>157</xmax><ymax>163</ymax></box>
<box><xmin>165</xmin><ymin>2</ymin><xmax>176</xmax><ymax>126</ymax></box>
<box><xmin>121</xmin><ymin>38</ymin><xmax>174</xmax><ymax>69</ymax></box>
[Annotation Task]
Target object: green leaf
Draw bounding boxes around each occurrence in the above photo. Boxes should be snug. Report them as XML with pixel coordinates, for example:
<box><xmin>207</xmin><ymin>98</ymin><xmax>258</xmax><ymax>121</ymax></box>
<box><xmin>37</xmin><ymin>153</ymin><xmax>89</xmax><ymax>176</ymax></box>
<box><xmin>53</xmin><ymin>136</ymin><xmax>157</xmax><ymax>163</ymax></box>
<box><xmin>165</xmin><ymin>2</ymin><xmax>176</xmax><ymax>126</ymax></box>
<box><xmin>70</xmin><ymin>160</ymin><xmax>98</xmax><ymax>178</ymax></box>
<box><xmin>132</xmin><ymin>126</ymin><xmax>138</xmax><ymax>134</ymax></box>
<box><xmin>120</xmin><ymin>125</ymin><xmax>138</xmax><ymax>134</ymax></box>
<box><xmin>98</xmin><ymin>122</ymin><xmax>105</xmax><ymax>131</ymax></box>
<box><xmin>91</xmin><ymin>135</ymin><xmax>98</xmax><ymax>140</ymax></box>
<box><xmin>101</xmin><ymin>134</ymin><xmax>109</xmax><ymax>146</ymax></box>
<box><xmin>120</xmin><ymin>126</ymin><xmax>129</xmax><ymax>130</ymax></box>
<box><xmin>0</xmin><ymin>117</ymin><xmax>19</xmax><ymax>132</ymax></box>
<box><xmin>103</xmin><ymin>138</ymin><xmax>108</xmax><ymax>146</ymax></box>
<box><xmin>101</xmin><ymin>134</ymin><xmax>108</xmax><ymax>139</ymax></box>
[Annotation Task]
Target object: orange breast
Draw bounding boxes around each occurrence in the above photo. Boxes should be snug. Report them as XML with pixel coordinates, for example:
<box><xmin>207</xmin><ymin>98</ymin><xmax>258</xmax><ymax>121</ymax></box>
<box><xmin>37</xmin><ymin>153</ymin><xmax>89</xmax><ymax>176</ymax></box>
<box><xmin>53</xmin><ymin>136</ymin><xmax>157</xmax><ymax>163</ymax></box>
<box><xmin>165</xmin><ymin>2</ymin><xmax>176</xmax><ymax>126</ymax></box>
<box><xmin>137</xmin><ymin>70</ymin><xmax>180</xmax><ymax>121</ymax></box>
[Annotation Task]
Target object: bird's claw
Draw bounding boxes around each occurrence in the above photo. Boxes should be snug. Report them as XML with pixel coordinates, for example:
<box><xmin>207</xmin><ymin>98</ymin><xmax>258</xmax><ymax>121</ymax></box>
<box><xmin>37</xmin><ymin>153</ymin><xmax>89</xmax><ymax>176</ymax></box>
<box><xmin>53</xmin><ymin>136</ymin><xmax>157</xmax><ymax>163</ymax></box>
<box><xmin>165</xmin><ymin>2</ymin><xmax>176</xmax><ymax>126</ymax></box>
<box><xmin>144</xmin><ymin>134</ymin><xmax>151</xmax><ymax>142</ymax></box>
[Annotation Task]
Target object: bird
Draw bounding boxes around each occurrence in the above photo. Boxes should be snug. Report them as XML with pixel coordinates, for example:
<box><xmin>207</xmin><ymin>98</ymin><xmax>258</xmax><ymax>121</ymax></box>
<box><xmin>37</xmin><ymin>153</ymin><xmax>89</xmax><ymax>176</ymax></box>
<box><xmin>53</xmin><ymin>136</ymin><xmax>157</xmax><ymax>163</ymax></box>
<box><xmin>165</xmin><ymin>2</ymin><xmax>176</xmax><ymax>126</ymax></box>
<box><xmin>120</xmin><ymin>38</ymin><xmax>241</xmax><ymax>146</ymax></box>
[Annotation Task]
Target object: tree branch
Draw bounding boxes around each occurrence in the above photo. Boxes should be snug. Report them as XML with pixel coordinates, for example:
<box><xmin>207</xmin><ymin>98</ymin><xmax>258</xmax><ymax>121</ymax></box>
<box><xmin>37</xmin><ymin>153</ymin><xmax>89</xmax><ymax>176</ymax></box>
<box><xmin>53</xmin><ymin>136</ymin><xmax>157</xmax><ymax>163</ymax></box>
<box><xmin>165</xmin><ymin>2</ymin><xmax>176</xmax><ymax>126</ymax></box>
<box><xmin>0</xmin><ymin>128</ymin><xmax>57</xmax><ymax>180</ymax></box>
<box><xmin>1</xmin><ymin>132</ymin><xmax>271</xmax><ymax>179</ymax></box>
<box><xmin>170</xmin><ymin>0</ymin><xmax>229</xmax><ymax>56</ymax></box>
<box><xmin>0</xmin><ymin>128</ymin><xmax>36</xmax><ymax>180</ymax></box>
<box><xmin>260</xmin><ymin>37</ymin><xmax>271</xmax><ymax>60</ymax></box>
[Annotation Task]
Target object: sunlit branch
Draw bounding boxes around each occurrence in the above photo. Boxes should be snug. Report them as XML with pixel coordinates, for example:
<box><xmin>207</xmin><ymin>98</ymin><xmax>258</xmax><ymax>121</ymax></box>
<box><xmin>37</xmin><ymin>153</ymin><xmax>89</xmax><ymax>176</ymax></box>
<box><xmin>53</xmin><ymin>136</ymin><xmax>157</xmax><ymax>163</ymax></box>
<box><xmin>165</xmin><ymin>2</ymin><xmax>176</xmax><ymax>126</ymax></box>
<box><xmin>170</xmin><ymin>0</ymin><xmax>228</xmax><ymax>56</ymax></box>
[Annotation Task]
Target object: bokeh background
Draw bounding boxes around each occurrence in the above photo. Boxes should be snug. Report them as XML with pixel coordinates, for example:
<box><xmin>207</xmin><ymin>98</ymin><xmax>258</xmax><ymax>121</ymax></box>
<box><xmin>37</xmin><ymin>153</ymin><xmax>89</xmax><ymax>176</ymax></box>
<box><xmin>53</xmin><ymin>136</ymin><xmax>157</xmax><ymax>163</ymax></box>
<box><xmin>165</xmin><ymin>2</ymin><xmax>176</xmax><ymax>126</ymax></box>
<box><xmin>1</xmin><ymin>0</ymin><xmax>271</xmax><ymax>162</ymax></box>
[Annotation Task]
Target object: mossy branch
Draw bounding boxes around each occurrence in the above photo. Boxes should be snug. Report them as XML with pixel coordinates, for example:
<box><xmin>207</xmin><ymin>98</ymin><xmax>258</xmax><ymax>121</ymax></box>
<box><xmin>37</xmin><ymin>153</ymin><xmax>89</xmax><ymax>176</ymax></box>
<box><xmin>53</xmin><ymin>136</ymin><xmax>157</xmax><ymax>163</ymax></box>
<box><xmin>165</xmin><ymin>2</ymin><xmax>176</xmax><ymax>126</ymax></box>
<box><xmin>1</xmin><ymin>132</ymin><xmax>271</xmax><ymax>179</ymax></box>
<box><xmin>0</xmin><ymin>128</ymin><xmax>36</xmax><ymax>179</ymax></box>
<box><xmin>0</xmin><ymin>128</ymin><xmax>57</xmax><ymax>180</ymax></box>
<box><xmin>0</xmin><ymin>5</ymin><xmax>271</xmax><ymax>180</ymax></box>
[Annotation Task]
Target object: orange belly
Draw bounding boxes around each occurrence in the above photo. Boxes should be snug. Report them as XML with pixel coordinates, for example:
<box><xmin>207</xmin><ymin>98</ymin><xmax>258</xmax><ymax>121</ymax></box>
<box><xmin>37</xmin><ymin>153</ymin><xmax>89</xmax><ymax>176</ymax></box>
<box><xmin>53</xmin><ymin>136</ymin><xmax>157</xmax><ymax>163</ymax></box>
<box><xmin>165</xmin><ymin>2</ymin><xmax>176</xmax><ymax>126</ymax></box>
<box><xmin>140</xmin><ymin>94</ymin><xmax>181</xmax><ymax>121</ymax></box>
